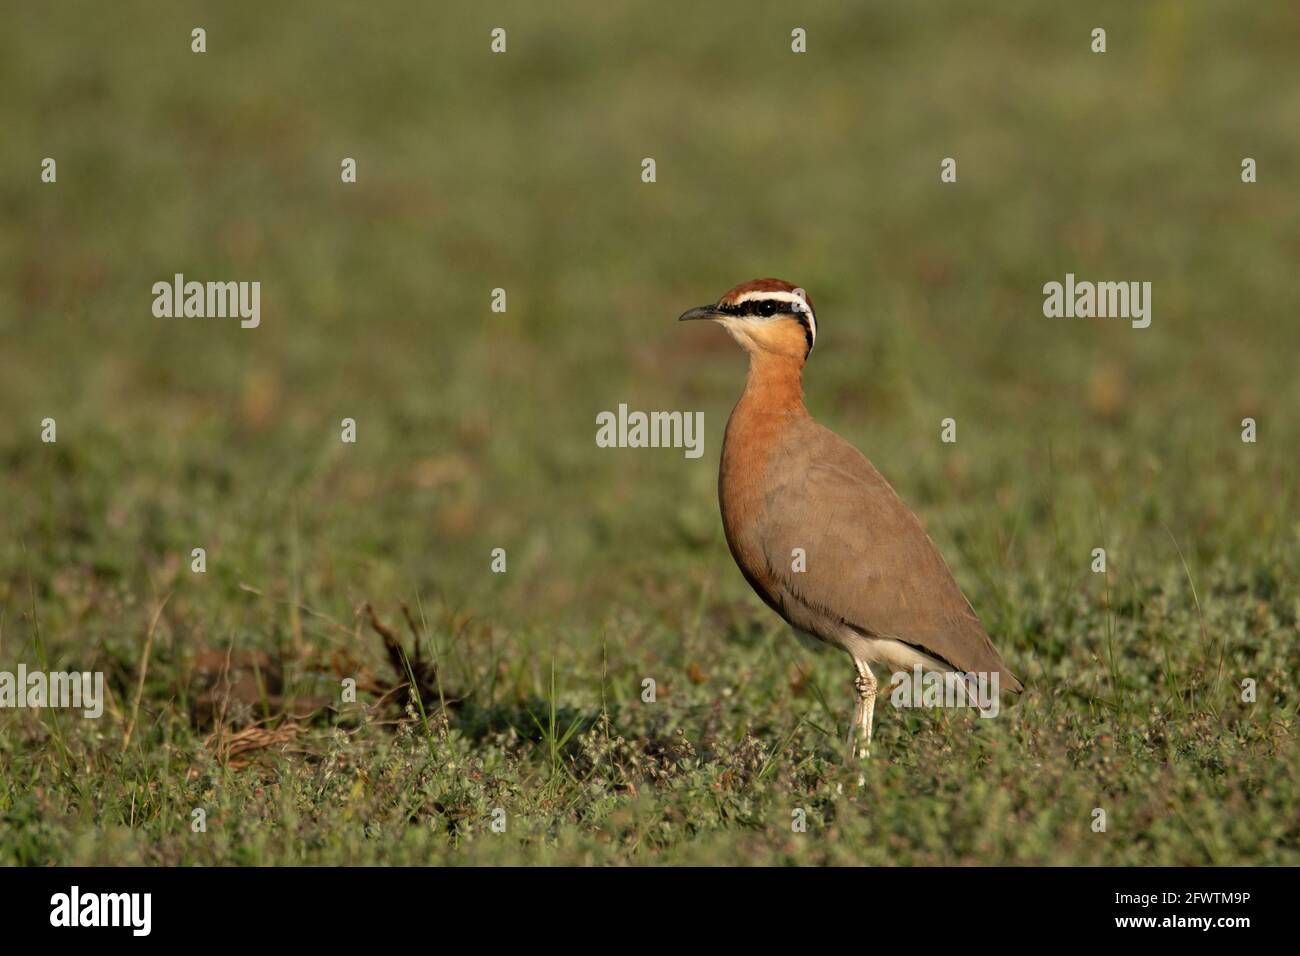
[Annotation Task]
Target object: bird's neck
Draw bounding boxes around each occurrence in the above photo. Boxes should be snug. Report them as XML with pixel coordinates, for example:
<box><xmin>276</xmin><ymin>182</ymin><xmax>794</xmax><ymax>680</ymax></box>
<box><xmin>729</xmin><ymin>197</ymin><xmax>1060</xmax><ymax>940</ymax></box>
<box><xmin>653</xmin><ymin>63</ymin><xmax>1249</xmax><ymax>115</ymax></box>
<box><xmin>718</xmin><ymin>353</ymin><xmax>808</xmax><ymax>577</ymax></box>
<box><xmin>739</xmin><ymin>353</ymin><xmax>807</xmax><ymax>414</ymax></box>
<box><xmin>721</xmin><ymin>353</ymin><xmax>808</xmax><ymax>475</ymax></box>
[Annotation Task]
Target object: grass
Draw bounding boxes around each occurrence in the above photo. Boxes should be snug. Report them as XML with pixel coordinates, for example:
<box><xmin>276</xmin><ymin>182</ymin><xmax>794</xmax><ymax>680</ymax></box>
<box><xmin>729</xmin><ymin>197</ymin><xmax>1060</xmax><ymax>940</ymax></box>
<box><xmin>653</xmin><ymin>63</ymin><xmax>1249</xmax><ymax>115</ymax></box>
<box><xmin>0</xmin><ymin>0</ymin><xmax>1297</xmax><ymax>865</ymax></box>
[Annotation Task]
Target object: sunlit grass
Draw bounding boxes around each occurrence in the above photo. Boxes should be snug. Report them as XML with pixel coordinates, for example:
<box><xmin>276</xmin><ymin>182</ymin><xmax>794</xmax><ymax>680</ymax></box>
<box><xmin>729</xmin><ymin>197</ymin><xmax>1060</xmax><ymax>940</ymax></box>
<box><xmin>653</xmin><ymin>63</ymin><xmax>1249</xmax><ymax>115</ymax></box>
<box><xmin>0</xmin><ymin>0</ymin><xmax>1296</xmax><ymax>864</ymax></box>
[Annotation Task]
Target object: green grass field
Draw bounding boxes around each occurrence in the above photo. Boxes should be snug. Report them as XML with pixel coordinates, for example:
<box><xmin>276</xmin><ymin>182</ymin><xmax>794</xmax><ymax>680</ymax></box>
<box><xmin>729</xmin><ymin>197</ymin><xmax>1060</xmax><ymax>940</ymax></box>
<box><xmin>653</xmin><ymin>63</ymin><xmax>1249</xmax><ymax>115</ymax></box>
<box><xmin>1</xmin><ymin>1</ymin><xmax>1297</xmax><ymax>865</ymax></box>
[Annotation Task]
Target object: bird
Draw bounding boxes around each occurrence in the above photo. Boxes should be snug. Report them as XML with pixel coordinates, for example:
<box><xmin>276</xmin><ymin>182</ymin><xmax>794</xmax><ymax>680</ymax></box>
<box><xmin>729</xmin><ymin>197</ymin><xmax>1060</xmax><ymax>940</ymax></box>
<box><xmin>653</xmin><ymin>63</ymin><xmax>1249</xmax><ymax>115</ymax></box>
<box><xmin>679</xmin><ymin>278</ymin><xmax>1023</xmax><ymax>761</ymax></box>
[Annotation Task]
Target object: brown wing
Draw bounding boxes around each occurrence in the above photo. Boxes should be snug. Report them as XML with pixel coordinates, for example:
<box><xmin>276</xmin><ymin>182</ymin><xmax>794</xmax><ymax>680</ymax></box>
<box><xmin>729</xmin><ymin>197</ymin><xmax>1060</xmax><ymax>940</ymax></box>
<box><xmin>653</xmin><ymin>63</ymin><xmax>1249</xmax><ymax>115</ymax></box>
<box><xmin>757</xmin><ymin>417</ymin><xmax>1021</xmax><ymax>690</ymax></box>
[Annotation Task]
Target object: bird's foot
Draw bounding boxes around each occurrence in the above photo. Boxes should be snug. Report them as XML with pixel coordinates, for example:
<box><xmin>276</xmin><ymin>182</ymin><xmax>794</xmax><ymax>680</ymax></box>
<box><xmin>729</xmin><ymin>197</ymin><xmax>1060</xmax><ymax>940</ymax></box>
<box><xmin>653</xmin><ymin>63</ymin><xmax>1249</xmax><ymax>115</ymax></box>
<box><xmin>852</xmin><ymin>742</ymin><xmax>869</xmax><ymax>788</ymax></box>
<box><xmin>846</xmin><ymin>695</ymin><xmax>863</xmax><ymax>765</ymax></box>
<box><xmin>847</xmin><ymin>726</ymin><xmax>871</xmax><ymax>780</ymax></box>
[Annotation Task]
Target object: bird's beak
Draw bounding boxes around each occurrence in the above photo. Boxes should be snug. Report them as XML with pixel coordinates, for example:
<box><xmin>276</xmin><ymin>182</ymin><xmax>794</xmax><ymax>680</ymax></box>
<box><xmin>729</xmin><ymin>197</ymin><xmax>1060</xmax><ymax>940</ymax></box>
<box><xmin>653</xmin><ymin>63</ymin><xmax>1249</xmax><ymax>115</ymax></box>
<box><xmin>678</xmin><ymin>304</ymin><xmax>724</xmax><ymax>322</ymax></box>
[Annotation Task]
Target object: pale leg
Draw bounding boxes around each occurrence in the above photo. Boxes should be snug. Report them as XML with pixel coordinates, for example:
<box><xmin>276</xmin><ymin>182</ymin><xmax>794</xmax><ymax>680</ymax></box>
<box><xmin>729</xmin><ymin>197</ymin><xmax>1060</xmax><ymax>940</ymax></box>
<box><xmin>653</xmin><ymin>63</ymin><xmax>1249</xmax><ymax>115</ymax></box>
<box><xmin>846</xmin><ymin>694</ymin><xmax>863</xmax><ymax>764</ymax></box>
<box><xmin>852</xmin><ymin>659</ymin><xmax>877</xmax><ymax>760</ymax></box>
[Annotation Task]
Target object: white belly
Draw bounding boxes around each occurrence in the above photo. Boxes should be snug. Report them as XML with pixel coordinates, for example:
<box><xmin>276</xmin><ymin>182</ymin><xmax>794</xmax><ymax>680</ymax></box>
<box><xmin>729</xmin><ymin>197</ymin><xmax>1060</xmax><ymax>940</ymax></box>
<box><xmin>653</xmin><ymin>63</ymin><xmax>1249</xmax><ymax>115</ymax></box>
<box><xmin>800</xmin><ymin>624</ymin><xmax>951</xmax><ymax>675</ymax></box>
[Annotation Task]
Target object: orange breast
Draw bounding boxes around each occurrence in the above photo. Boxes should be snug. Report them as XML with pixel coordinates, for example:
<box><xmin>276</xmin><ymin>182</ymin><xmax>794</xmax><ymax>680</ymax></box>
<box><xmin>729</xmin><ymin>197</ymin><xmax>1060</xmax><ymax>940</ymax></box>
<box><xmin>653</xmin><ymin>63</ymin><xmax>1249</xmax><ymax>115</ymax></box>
<box><xmin>718</xmin><ymin>356</ymin><xmax>808</xmax><ymax>617</ymax></box>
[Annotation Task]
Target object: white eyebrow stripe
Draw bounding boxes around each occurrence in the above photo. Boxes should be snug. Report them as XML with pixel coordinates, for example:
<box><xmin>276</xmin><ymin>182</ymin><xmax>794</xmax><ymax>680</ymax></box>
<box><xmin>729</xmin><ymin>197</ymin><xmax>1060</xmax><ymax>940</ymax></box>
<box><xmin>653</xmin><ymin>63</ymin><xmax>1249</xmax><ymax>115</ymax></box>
<box><xmin>734</xmin><ymin>289</ymin><xmax>805</xmax><ymax>307</ymax></box>
<box><xmin>732</xmin><ymin>290</ymin><xmax>816</xmax><ymax>346</ymax></box>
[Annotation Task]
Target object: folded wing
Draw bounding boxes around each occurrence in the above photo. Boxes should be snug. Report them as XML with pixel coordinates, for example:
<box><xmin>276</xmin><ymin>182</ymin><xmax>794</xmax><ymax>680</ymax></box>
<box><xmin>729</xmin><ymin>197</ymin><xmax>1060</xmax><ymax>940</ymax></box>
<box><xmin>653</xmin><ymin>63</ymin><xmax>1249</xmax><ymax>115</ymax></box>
<box><xmin>757</xmin><ymin>417</ymin><xmax>1022</xmax><ymax>691</ymax></box>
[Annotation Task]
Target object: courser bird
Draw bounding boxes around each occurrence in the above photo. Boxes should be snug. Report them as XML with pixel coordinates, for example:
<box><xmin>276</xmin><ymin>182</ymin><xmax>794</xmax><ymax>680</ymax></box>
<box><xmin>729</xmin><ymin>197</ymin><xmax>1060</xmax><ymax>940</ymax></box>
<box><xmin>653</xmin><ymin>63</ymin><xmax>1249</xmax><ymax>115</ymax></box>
<box><xmin>679</xmin><ymin>278</ymin><xmax>1023</xmax><ymax>760</ymax></box>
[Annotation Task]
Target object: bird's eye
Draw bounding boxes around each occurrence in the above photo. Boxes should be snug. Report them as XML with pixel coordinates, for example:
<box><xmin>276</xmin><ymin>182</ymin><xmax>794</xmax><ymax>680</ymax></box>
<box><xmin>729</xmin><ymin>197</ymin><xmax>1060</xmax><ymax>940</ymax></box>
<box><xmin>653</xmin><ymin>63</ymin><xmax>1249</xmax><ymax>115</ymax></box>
<box><xmin>759</xmin><ymin>301</ymin><xmax>776</xmax><ymax>317</ymax></box>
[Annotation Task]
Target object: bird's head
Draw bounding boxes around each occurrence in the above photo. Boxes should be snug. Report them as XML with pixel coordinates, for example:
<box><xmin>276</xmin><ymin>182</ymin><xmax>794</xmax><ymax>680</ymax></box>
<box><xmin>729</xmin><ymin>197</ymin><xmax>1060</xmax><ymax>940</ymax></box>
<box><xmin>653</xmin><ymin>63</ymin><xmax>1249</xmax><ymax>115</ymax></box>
<box><xmin>679</xmin><ymin>278</ymin><xmax>817</xmax><ymax>362</ymax></box>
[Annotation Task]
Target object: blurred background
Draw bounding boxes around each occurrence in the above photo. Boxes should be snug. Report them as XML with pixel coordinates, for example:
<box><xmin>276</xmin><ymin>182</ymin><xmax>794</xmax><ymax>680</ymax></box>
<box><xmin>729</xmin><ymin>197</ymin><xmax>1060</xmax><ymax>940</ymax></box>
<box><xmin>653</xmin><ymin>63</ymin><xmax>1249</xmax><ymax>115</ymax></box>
<box><xmin>1</xmin><ymin>0</ymin><xmax>1297</xmax><ymax>695</ymax></box>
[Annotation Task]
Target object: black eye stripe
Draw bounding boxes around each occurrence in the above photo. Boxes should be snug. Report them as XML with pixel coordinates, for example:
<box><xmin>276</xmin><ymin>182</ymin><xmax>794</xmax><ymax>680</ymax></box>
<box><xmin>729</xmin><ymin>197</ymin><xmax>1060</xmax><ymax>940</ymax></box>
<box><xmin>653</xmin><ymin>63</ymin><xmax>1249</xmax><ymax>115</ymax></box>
<box><xmin>722</xmin><ymin>297</ymin><xmax>805</xmax><ymax>318</ymax></box>
<box><xmin>718</xmin><ymin>297</ymin><xmax>816</xmax><ymax>355</ymax></box>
